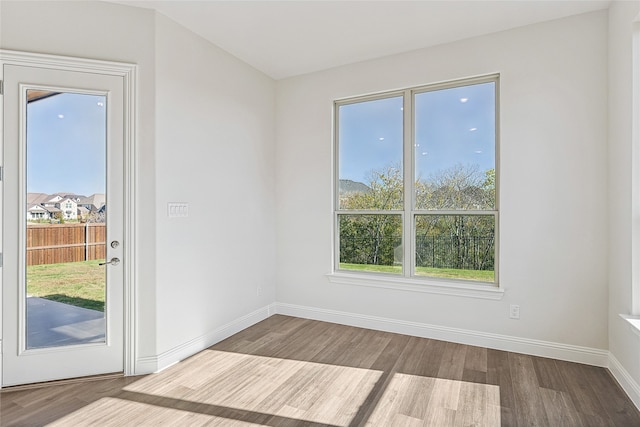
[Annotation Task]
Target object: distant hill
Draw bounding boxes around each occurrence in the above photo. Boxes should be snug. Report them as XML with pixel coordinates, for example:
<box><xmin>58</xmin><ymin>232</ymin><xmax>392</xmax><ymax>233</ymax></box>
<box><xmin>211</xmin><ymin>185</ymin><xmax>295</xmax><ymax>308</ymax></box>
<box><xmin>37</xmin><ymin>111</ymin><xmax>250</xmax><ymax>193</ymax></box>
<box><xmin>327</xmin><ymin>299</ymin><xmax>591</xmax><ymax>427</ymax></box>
<box><xmin>339</xmin><ymin>179</ymin><xmax>370</xmax><ymax>194</ymax></box>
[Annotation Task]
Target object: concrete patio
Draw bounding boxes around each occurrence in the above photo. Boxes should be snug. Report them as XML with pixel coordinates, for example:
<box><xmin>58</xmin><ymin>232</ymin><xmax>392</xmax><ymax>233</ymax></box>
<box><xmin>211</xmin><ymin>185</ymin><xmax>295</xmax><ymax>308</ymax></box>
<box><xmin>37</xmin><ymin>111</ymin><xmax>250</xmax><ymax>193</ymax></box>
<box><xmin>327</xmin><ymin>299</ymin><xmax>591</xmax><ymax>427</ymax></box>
<box><xmin>26</xmin><ymin>297</ymin><xmax>105</xmax><ymax>349</ymax></box>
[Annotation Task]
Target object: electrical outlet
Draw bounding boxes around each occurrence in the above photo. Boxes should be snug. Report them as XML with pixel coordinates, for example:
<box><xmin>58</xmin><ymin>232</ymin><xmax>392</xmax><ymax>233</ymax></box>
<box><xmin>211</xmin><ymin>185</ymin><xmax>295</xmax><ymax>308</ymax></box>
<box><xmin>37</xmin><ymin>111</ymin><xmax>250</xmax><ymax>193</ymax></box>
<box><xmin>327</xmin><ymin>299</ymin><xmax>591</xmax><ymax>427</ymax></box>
<box><xmin>257</xmin><ymin>286</ymin><xmax>263</xmax><ymax>296</ymax></box>
<box><xmin>510</xmin><ymin>304</ymin><xmax>520</xmax><ymax>319</ymax></box>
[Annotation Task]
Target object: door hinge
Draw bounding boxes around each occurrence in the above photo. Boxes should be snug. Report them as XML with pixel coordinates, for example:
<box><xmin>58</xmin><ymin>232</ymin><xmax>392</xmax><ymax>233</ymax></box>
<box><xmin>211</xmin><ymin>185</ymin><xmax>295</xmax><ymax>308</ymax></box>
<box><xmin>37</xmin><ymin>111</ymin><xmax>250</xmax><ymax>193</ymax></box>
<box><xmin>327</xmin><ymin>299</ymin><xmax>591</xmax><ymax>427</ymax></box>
<box><xmin>0</xmin><ymin>166</ymin><xmax>3</xmax><ymax>181</ymax></box>
<box><xmin>0</xmin><ymin>253</ymin><xmax>3</xmax><ymax>268</ymax></box>
<box><xmin>0</xmin><ymin>80</ymin><xmax>3</xmax><ymax>95</ymax></box>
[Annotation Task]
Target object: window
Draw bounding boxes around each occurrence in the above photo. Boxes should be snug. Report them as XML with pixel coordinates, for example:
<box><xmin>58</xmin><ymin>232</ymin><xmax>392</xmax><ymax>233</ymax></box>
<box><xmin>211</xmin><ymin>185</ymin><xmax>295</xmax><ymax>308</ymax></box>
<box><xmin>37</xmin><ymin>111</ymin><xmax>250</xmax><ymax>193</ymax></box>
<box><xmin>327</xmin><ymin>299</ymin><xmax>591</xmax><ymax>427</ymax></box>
<box><xmin>334</xmin><ymin>75</ymin><xmax>498</xmax><ymax>285</ymax></box>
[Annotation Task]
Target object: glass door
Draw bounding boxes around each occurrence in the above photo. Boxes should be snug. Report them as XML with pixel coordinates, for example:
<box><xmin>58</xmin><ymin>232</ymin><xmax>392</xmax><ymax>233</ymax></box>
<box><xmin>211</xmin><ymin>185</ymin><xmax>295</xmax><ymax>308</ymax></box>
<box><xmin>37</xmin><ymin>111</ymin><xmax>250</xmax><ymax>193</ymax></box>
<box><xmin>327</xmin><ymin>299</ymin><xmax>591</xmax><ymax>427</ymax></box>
<box><xmin>2</xmin><ymin>63</ymin><xmax>125</xmax><ymax>386</ymax></box>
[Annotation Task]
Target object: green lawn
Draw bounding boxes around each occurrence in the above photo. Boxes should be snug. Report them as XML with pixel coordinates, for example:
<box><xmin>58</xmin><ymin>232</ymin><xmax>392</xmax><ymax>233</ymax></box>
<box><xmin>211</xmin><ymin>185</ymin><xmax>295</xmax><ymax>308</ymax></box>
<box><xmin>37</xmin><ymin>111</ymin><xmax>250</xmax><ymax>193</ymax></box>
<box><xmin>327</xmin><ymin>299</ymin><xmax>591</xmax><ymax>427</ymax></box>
<box><xmin>26</xmin><ymin>260</ymin><xmax>105</xmax><ymax>311</ymax></box>
<box><xmin>339</xmin><ymin>263</ymin><xmax>494</xmax><ymax>282</ymax></box>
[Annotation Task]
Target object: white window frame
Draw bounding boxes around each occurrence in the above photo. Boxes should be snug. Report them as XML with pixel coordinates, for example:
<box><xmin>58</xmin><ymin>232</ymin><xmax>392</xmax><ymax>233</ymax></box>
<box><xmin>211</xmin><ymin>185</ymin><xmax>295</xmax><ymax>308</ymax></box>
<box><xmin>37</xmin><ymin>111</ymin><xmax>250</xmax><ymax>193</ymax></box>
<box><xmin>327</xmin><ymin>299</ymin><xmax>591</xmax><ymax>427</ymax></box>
<box><xmin>329</xmin><ymin>74</ymin><xmax>503</xmax><ymax>300</ymax></box>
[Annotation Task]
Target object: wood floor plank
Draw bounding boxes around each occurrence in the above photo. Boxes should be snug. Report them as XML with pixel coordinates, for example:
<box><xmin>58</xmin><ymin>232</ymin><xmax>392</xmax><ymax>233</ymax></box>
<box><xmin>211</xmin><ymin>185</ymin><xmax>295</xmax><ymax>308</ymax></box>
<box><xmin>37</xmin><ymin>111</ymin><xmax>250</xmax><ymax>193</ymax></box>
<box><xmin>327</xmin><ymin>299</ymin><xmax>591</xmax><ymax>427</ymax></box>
<box><xmin>2</xmin><ymin>315</ymin><xmax>639</xmax><ymax>427</ymax></box>
<box><xmin>423</xmin><ymin>405</ymin><xmax>457</xmax><ymax>426</ymax></box>
<box><xmin>577</xmin><ymin>411</ymin><xmax>617</xmax><ymax>427</ymax></box>
<box><xmin>416</xmin><ymin>339</ymin><xmax>448</xmax><ymax>378</ymax></box>
<box><xmin>464</xmin><ymin>344</ymin><xmax>488</xmax><ymax>373</ymax></box>
<box><xmin>310</xmin><ymin>324</ymin><xmax>367</xmax><ymax>366</ymax></box>
<box><xmin>437</xmin><ymin>342</ymin><xmax>468</xmax><ymax>381</ymax></box>
<box><xmin>268</xmin><ymin>319</ymin><xmax>340</xmax><ymax>361</ymax></box>
<box><xmin>363</xmin><ymin>376</ymin><xmax>402</xmax><ymax>426</ymax></box>
<box><xmin>396</xmin><ymin>375</ymin><xmax>435</xmax><ymax>420</ymax></box>
<box><xmin>390</xmin><ymin>413</ymin><xmax>423</xmax><ymax>427</ymax></box>
<box><xmin>579</xmin><ymin>364</ymin><xmax>640</xmax><ymax>426</ymax></box>
<box><xmin>349</xmin><ymin>333</ymin><xmax>410</xmax><ymax>426</ymax></box>
<box><xmin>369</xmin><ymin>332</ymin><xmax>411</xmax><ymax>372</ymax></box>
<box><xmin>539</xmin><ymin>387</ymin><xmax>583</xmax><ymax>427</ymax></box>
<box><xmin>453</xmin><ymin>381</ymin><xmax>484</xmax><ymax>426</ymax></box>
<box><xmin>393</xmin><ymin>336</ymin><xmax>431</xmax><ymax>375</ymax></box>
<box><xmin>555</xmin><ymin>359</ymin><xmax>610</xmax><ymax>419</ymax></box>
<box><xmin>462</xmin><ymin>367</ymin><xmax>488</xmax><ymax>385</ymax></box>
<box><xmin>329</xmin><ymin>328</ymin><xmax>391</xmax><ymax>370</ymax></box>
<box><xmin>532</xmin><ymin>356</ymin><xmax>570</xmax><ymax>393</ymax></box>
<box><xmin>486</xmin><ymin>348</ymin><xmax>518</xmax><ymax>426</ymax></box>
<box><xmin>235</xmin><ymin>360</ymin><xmax>313</xmax><ymax>412</ymax></box>
<box><xmin>427</xmin><ymin>378</ymin><xmax>462</xmax><ymax>413</ymax></box>
<box><xmin>462</xmin><ymin>344</ymin><xmax>488</xmax><ymax>385</ymax></box>
<box><xmin>508</xmin><ymin>352</ymin><xmax>550</xmax><ymax>426</ymax></box>
<box><xmin>365</xmin><ymin>374</ymin><xmax>434</xmax><ymax>426</ymax></box>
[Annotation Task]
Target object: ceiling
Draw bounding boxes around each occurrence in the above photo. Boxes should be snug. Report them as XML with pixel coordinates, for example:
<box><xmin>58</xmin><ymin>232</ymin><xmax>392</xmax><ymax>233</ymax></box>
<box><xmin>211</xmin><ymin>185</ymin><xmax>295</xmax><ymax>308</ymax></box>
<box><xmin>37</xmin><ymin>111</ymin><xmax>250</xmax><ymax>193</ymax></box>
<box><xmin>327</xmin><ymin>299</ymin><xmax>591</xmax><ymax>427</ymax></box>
<box><xmin>107</xmin><ymin>1</ymin><xmax>611</xmax><ymax>80</ymax></box>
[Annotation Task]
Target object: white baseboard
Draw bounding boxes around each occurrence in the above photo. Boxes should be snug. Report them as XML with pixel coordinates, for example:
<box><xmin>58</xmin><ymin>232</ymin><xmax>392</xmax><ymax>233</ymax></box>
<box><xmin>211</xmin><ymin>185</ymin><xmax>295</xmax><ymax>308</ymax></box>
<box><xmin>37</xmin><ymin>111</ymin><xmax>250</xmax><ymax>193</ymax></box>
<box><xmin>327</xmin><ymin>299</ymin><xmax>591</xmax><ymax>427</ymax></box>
<box><xmin>275</xmin><ymin>302</ymin><xmax>609</xmax><ymax>367</ymax></box>
<box><xmin>608</xmin><ymin>353</ymin><xmax>640</xmax><ymax>410</ymax></box>
<box><xmin>134</xmin><ymin>303</ymin><xmax>276</xmax><ymax>374</ymax></box>
<box><xmin>134</xmin><ymin>355</ymin><xmax>160</xmax><ymax>376</ymax></box>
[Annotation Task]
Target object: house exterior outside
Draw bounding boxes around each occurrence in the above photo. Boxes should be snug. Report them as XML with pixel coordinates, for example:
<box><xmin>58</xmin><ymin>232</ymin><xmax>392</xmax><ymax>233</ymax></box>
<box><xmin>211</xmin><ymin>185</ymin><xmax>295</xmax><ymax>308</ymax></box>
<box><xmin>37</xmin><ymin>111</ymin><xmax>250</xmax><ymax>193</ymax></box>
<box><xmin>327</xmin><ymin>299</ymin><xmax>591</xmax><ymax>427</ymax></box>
<box><xmin>58</xmin><ymin>198</ymin><xmax>77</xmax><ymax>220</ymax></box>
<box><xmin>26</xmin><ymin>204</ymin><xmax>56</xmax><ymax>221</ymax></box>
<box><xmin>26</xmin><ymin>193</ymin><xmax>106</xmax><ymax>222</ymax></box>
<box><xmin>77</xmin><ymin>194</ymin><xmax>106</xmax><ymax>212</ymax></box>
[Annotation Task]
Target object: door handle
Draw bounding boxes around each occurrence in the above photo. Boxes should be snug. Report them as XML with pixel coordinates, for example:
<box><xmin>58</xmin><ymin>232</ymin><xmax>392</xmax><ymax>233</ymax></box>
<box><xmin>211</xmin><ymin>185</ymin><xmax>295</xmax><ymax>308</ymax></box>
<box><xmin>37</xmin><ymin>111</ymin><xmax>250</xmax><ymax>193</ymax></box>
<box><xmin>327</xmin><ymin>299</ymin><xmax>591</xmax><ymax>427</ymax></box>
<box><xmin>99</xmin><ymin>257</ymin><xmax>120</xmax><ymax>266</ymax></box>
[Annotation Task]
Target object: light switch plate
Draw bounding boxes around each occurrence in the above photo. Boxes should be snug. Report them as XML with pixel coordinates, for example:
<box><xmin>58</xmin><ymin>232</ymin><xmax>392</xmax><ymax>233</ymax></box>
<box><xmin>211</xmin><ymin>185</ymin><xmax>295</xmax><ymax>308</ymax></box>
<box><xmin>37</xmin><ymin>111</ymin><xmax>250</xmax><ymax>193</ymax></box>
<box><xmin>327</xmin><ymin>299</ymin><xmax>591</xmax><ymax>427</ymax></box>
<box><xmin>168</xmin><ymin>202</ymin><xmax>189</xmax><ymax>218</ymax></box>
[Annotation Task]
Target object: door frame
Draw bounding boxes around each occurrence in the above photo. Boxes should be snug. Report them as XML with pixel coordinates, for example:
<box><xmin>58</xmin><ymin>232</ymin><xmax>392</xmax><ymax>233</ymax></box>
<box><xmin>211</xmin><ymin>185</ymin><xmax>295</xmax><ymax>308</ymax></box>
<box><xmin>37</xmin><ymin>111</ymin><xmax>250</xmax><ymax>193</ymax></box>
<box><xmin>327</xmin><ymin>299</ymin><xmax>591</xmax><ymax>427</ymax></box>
<box><xmin>0</xmin><ymin>49</ymin><xmax>137</xmax><ymax>385</ymax></box>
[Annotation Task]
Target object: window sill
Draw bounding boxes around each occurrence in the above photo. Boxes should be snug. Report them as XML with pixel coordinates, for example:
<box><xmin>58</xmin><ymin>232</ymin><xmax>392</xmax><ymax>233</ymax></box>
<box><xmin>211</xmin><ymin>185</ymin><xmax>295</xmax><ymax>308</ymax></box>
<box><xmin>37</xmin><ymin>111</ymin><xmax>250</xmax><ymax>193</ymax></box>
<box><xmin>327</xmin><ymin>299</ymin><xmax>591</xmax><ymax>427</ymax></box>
<box><xmin>326</xmin><ymin>272</ymin><xmax>505</xmax><ymax>300</ymax></box>
<box><xmin>620</xmin><ymin>314</ymin><xmax>640</xmax><ymax>338</ymax></box>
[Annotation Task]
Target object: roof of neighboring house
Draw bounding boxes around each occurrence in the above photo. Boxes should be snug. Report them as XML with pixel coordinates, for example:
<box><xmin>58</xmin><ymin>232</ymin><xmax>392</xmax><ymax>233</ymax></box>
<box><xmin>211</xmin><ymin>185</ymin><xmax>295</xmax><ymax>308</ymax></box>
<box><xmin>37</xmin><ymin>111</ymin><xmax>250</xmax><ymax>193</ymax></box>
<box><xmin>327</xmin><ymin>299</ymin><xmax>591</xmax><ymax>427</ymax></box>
<box><xmin>43</xmin><ymin>193</ymin><xmax>82</xmax><ymax>203</ymax></box>
<box><xmin>77</xmin><ymin>194</ymin><xmax>106</xmax><ymax>210</ymax></box>
<box><xmin>27</xmin><ymin>204</ymin><xmax>48</xmax><ymax>212</ymax></box>
<box><xmin>27</xmin><ymin>193</ymin><xmax>51</xmax><ymax>205</ymax></box>
<box><xmin>54</xmin><ymin>193</ymin><xmax>85</xmax><ymax>201</ymax></box>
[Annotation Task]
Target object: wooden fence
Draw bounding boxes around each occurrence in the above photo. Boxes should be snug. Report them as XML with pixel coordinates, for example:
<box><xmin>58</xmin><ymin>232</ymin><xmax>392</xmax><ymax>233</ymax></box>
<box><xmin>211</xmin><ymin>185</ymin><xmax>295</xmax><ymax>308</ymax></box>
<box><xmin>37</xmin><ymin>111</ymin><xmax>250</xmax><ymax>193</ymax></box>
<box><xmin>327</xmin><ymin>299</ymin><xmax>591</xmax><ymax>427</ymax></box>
<box><xmin>26</xmin><ymin>223</ymin><xmax>106</xmax><ymax>266</ymax></box>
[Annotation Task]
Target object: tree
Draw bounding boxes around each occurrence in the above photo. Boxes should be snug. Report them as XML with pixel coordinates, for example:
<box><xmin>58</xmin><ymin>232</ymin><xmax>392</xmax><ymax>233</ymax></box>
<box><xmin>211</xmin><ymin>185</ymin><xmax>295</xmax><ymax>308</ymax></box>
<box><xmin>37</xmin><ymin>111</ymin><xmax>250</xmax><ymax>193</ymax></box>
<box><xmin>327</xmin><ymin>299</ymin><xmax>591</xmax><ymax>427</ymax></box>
<box><xmin>340</xmin><ymin>163</ymin><xmax>402</xmax><ymax>266</ymax></box>
<box><xmin>416</xmin><ymin>164</ymin><xmax>493</xmax><ymax>210</ymax></box>
<box><xmin>341</xmin><ymin>163</ymin><xmax>495</xmax><ymax>272</ymax></box>
<box><xmin>86</xmin><ymin>210</ymin><xmax>105</xmax><ymax>223</ymax></box>
<box><xmin>340</xmin><ymin>163</ymin><xmax>403</xmax><ymax>210</ymax></box>
<box><xmin>52</xmin><ymin>211</ymin><xmax>65</xmax><ymax>224</ymax></box>
<box><xmin>415</xmin><ymin>164</ymin><xmax>495</xmax><ymax>271</ymax></box>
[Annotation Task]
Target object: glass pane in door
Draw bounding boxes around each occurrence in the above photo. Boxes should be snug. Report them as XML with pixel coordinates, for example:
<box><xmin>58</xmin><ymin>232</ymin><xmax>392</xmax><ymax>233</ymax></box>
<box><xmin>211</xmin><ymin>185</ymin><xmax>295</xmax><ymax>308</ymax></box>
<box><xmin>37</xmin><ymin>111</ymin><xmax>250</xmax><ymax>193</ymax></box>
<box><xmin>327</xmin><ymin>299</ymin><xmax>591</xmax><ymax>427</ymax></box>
<box><xmin>25</xmin><ymin>90</ymin><xmax>107</xmax><ymax>349</ymax></box>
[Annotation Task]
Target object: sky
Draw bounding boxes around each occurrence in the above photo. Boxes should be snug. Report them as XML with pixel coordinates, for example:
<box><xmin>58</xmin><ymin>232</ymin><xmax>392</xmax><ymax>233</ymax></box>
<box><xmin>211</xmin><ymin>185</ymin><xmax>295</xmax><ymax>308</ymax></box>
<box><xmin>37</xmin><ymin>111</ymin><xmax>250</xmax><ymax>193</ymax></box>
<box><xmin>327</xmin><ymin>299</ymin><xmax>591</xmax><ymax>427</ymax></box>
<box><xmin>338</xmin><ymin>82</ymin><xmax>495</xmax><ymax>184</ymax></box>
<box><xmin>26</xmin><ymin>92</ymin><xmax>107</xmax><ymax>196</ymax></box>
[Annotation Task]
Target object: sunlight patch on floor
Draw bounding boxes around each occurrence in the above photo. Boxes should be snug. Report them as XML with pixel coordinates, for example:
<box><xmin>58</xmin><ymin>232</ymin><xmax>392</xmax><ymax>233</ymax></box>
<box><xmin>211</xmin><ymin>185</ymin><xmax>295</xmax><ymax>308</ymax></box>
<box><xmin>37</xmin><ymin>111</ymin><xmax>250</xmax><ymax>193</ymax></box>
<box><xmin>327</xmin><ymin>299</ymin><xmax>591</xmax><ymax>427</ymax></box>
<box><xmin>53</xmin><ymin>350</ymin><xmax>383</xmax><ymax>426</ymax></box>
<box><xmin>46</xmin><ymin>351</ymin><xmax>501</xmax><ymax>426</ymax></box>
<box><xmin>366</xmin><ymin>373</ymin><xmax>501</xmax><ymax>426</ymax></box>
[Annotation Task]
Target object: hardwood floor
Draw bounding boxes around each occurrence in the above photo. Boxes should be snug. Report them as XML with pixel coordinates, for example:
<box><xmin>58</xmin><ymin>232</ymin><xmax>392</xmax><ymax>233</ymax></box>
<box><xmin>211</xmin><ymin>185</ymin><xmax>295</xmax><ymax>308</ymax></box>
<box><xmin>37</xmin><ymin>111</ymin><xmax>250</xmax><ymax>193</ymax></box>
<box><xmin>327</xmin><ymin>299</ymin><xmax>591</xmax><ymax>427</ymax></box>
<box><xmin>2</xmin><ymin>315</ymin><xmax>639</xmax><ymax>426</ymax></box>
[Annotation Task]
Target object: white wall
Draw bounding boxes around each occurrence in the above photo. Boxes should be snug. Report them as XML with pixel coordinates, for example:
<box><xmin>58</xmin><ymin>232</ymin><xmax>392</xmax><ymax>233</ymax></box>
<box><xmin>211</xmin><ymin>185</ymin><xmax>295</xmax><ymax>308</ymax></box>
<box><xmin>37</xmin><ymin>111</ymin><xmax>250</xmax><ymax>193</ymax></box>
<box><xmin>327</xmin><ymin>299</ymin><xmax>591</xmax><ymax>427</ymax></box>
<box><xmin>0</xmin><ymin>0</ymin><xmax>160</xmax><ymax>366</ymax></box>
<box><xmin>276</xmin><ymin>11</ymin><xmax>610</xmax><ymax>351</ymax></box>
<box><xmin>0</xmin><ymin>1</ymin><xmax>278</xmax><ymax>374</ymax></box>
<box><xmin>154</xmin><ymin>14</ymin><xmax>277</xmax><ymax>362</ymax></box>
<box><xmin>608</xmin><ymin>0</ymin><xmax>640</xmax><ymax>404</ymax></box>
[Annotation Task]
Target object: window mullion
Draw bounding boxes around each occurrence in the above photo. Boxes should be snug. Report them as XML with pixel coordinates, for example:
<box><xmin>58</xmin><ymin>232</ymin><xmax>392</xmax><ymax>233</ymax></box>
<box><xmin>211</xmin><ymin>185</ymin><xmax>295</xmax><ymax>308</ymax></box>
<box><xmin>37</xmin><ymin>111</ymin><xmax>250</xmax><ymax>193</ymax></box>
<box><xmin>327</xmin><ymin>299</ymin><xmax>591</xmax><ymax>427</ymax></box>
<box><xmin>403</xmin><ymin>90</ymin><xmax>413</xmax><ymax>278</ymax></box>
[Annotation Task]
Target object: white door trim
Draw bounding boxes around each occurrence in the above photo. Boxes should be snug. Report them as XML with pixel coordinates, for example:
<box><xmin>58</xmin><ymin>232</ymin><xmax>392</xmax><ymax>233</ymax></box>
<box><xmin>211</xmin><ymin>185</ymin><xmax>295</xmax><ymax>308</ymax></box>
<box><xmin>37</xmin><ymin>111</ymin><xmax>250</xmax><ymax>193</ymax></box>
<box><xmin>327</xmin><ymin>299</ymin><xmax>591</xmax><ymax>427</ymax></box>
<box><xmin>0</xmin><ymin>49</ymin><xmax>137</xmax><ymax>380</ymax></box>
